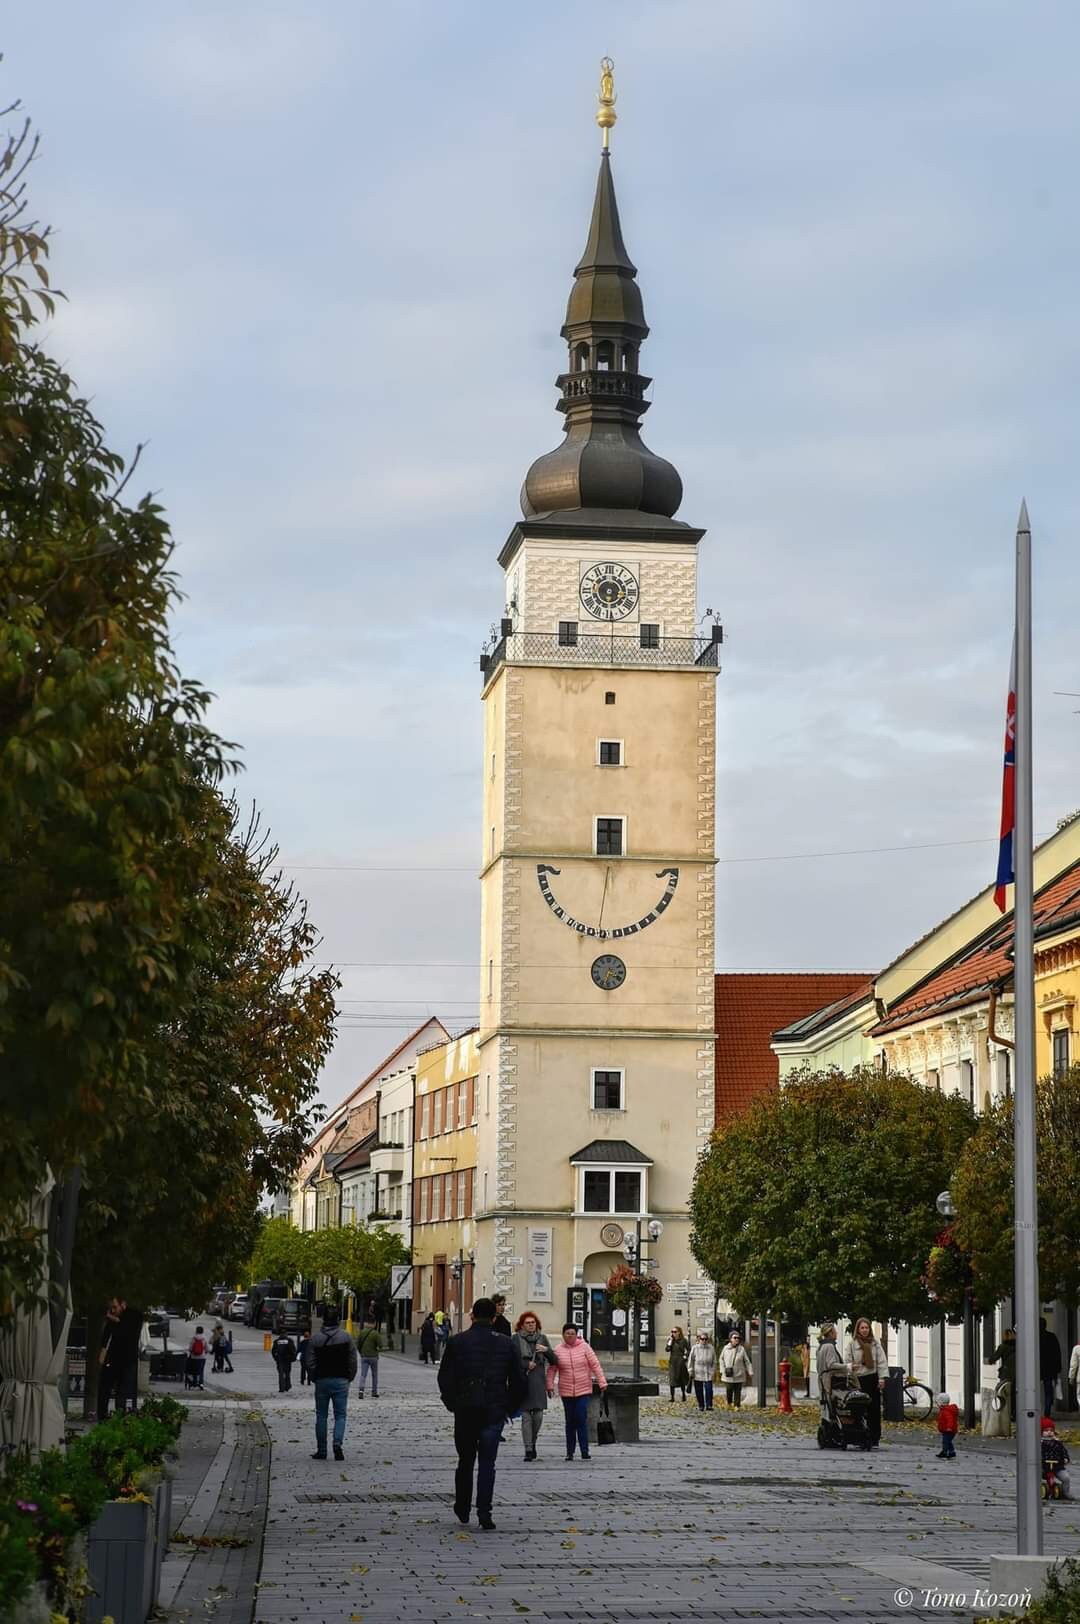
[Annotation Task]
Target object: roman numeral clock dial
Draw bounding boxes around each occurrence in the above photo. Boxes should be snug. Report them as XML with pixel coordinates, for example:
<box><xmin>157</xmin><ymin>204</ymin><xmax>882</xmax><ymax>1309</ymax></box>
<box><xmin>579</xmin><ymin>562</ymin><xmax>639</xmax><ymax>621</ymax></box>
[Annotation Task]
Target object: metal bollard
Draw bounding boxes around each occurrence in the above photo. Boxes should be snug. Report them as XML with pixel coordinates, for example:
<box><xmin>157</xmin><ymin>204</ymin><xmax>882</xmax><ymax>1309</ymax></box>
<box><xmin>263</xmin><ymin>1331</ymin><xmax>272</xmax><ymax>1353</ymax></box>
<box><xmin>778</xmin><ymin>1358</ymin><xmax>792</xmax><ymax>1413</ymax></box>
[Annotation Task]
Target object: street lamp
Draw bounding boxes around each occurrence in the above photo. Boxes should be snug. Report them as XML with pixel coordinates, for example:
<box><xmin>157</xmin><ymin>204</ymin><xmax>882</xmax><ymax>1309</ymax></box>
<box><xmin>935</xmin><ymin>1188</ymin><xmax>975</xmax><ymax>1429</ymax></box>
<box><xmin>623</xmin><ymin>1217</ymin><xmax>663</xmax><ymax>1380</ymax></box>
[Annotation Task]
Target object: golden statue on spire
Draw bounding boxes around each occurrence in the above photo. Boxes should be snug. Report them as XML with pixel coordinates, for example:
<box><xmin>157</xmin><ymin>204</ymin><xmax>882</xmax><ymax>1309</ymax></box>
<box><xmin>596</xmin><ymin>56</ymin><xmax>617</xmax><ymax>148</ymax></box>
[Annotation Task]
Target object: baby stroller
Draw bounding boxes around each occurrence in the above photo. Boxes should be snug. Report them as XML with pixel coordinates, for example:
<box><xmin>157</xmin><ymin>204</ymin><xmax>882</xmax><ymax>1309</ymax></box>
<box><xmin>817</xmin><ymin>1373</ymin><xmax>872</xmax><ymax>1451</ymax></box>
<box><xmin>184</xmin><ymin>1356</ymin><xmax>199</xmax><ymax>1390</ymax></box>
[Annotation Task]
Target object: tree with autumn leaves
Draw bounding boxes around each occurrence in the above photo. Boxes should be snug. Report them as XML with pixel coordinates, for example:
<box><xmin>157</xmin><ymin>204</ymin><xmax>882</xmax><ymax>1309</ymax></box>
<box><xmin>690</xmin><ymin>1068</ymin><xmax>978</xmax><ymax>1332</ymax></box>
<box><xmin>0</xmin><ymin>88</ymin><xmax>338</xmax><ymax>1340</ymax></box>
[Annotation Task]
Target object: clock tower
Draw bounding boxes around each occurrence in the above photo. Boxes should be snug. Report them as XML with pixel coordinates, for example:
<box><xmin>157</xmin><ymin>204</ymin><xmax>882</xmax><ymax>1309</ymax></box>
<box><xmin>475</xmin><ymin>67</ymin><xmax>718</xmax><ymax>1348</ymax></box>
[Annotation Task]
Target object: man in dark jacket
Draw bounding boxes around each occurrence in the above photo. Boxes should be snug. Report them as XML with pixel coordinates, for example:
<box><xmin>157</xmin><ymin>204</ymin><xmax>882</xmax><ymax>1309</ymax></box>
<box><xmin>491</xmin><ymin>1295</ymin><xmax>512</xmax><ymax>1337</ymax></box>
<box><xmin>1040</xmin><ymin>1318</ymin><xmax>1063</xmax><ymax>1417</ymax></box>
<box><xmin>304</xmin><ymin>1309</ymin><xmax>358</xmax><ymax>1461</ymax></box>
<box><xmin>438</xmin><ymin>1298</ymin><xmax>527</xmax><ymax>1530</ymax></box>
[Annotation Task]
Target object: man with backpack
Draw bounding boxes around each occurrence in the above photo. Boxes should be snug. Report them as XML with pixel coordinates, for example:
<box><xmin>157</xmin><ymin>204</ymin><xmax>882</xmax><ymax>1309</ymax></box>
<box><xmin>357</xmin><ymin>1318</ymin><xmax>383</xmax><ymax>1397</ymax></box>
<box><xmin>304</xmin><ymin>1307</ymin><xmax>358</xmax><ymax>1461</ymax></box>
<box><xmin>437</xmin><ymin>1298</ymin><xmax>527</xmax><ymax>1531</ymax></box>
<box><xmin>187</xmin><ymin>1325</ymin><xmax>208</xmax><ymax>1390</ymax></box>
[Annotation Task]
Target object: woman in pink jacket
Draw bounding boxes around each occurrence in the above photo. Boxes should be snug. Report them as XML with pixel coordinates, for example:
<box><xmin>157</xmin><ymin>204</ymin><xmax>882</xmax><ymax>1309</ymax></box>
<box><xmin>549</xmin><ymin>1323</ymin><xmax>607</xmax><ymax>1461</ymax></box>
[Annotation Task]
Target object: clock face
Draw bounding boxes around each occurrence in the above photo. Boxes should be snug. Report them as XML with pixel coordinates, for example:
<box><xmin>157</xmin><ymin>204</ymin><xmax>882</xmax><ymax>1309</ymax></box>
<box><xmin>580</xmin><ymin>562</ymin><xmax>640</xmax><ymax>622</ymax></box>
<box><xmin>591</xmin><ymin>953</ymin><xmax>627</xmax><ymax>991</ymax></box>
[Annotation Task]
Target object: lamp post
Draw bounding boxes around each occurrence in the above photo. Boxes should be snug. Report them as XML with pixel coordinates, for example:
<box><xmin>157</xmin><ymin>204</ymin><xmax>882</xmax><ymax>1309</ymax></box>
<box><xmin>623</xmin><ymin>1218</ymin><xmax>663</xmax><ymax>1380</ymax></box>
<box><xmin>449</xmin><ymin>1248</ymin><xmax>475</xmax><ymax>1334</ymax></box>
<box><xmin>937</xmin><ymin>1189</ymin><xmax>976</xmax><ymax>1430</ymax></box>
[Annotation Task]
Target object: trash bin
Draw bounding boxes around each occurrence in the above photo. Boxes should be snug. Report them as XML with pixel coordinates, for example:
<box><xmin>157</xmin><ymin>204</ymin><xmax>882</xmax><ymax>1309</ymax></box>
<box><xmin>882</xmin><ymin>1366</ymin><xmax>905</xmax><ymax>1423</ymax></box>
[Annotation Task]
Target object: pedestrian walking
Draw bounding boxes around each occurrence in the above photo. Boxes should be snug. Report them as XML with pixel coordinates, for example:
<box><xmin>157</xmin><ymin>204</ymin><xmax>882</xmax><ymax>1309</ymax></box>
<box><xmin>511</xmin><ymin>1312</ymin><xmax>556</xmax><ymax>1460</ymax></box>
<box><xmin>211</xmin><ymin>1322</ymin><xmax>228</xmax><ymax>1373</ymax></box>
<box><xmin>665</xmin><ymin>1327</ymin><xmax>690</xmax><ymax>1402</ymax></box>
<box><xmin>717</xmin><ymin>1330</ymin><xmax>751</xmax><ymax>1408</ymax></box>
<box><xmin>844</xmin><ymin>1317</ymin><xmax>888</xmax><ymax>1448</ymax></box>
<box><xmin>935</xmin><ymin>1391</ymin><xmax>959</xmax><ymax>1459</ymax></box>
<box><xmin>438</xmin><ymin>1298</ymin><xmax>527</xmax><ymax>1530</ymax></box>
<box><xmin>420</xmin><ymin>1313</ymin><xmax>438</xmax><ymax>1365</ymax></box>
<box><xmin>1069</xmin><ymin>1334</ymin><xmax>1080</xmax><ymax>1406</ymax></box>
<box><xmin>491</xmin><ymin>1295</ymin><xmax>512</xmax><ymax>1336</ymax></box>
<box><xmin>550</xmin><ymin>1323</ymin><xmax>606</xmax><ymax>1460</ymax></box>
<box><xmin>186</xmin><ymin>1325</ymin><xmax>208</xmax><ymax>1390</ymax></box>
<box><xmin>272</xmin><ymin>1331</ymin><xmax>298</xmax><ymax>1392</ymax></box>
<box><xmin>222</xmin><ymin>1327</ymin><xmax>234</xmax><ymax>1373</ymax></box>
<box><xmin>99</xmin><ymin>1300</ymin><xmax>142</xmax><ymax>1417</ymax></box>
<box><xmin>305</xmin><ymin>1306</ymin><xmax>358</xmax><ymax>1461</ymax></box>
<box><xmin>357</xmin><ymin>1318</ymin><xmax>382</xmax><ymax>1397</ymax></box>
<box><xmin>688</xmin><ymin>1331</ymin><xmax>717</xmax><ymax>1410</ymax></box>
<box><xmin>1040</xmin><ymin>1317</ymin><xmax>1062</xmax><ymax>1417</ymax></box>
<box><xmin>297</xmin><ymin>1330</ymin><xmax>311</xmax><ymax>1383</ymax></box>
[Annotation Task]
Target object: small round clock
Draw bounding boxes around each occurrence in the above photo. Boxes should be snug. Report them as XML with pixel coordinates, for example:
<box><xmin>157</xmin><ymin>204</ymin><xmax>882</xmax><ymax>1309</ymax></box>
<box><xmin>591</xmin><ymin>953</ymin><xmax>627</xmax><ymax>991</ymax></box>
<box><xmin>579</xmin><ymin>562</ymin><xmax>640</xmax><ymax>621</ymax></box>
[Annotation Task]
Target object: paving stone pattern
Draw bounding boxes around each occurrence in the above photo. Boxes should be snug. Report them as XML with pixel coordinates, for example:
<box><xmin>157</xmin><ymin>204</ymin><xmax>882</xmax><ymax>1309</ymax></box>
<box><xmin>244</xmin><ymin>1345</ymin><xmax>1080</xmax><ymax>1624</ymax></box>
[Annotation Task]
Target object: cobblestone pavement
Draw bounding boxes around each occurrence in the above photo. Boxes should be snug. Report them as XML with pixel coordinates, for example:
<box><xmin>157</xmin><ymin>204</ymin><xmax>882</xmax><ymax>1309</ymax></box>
<box><xmin>163</xmin><ymin>1324</ymin><xmax>1080</xmax><ymax>1622</ymax></box>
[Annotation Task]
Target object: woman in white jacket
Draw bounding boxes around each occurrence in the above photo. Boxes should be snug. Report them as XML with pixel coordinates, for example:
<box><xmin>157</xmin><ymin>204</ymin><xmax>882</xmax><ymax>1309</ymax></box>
<box><xmin>719</xmin><ymin>1330</ymin><xmax>754</xmax><ymax>1408</ymax></box>
<box><xmin>844</xmin><ymin>1317</ymin><xmax>889</xmax><ymax>1448</ymax></box>
<box><xmin>686</xmin><ymin>1332</ymin><xmax>716</xmax><ymax>1411</ymax></box>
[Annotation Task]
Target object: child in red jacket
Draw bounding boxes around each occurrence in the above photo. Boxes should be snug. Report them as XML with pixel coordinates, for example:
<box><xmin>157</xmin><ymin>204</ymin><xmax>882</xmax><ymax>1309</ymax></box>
<box><xmin>936</xmin><ymin>1391</ymin><xmax>959</xmax><ymax>1458</ymax></box>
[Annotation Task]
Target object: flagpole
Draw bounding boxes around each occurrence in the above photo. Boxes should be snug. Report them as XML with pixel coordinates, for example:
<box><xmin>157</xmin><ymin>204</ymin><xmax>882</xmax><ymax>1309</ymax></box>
<box><xmin>1012</xmin><ymin>498</ymin><xmax>1041</xmax><ymax>1555</ymax></box>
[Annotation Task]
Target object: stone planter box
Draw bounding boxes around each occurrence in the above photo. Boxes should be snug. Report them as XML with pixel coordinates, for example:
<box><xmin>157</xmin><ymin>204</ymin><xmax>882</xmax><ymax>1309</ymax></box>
<box><xmin>85</xmin><ymin>1473</ymin><xmax>171</xmax><ymax>1624</ymax></box>
<box><xmin>8</xmin><ymin>1580</ymin><xmax>51</xmax><ymax>1624</ymax></box>
<box><xmin>585</xmin><ymin>1377</ymin><xmax>660</xmax><ymax>1445</ymax></box>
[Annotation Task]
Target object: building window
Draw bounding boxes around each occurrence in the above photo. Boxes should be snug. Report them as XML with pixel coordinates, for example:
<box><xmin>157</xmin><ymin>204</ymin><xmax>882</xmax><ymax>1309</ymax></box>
<box><xmin>1053</xmin><ymin>1028</ymin><xmax>1070</xmax><ymax>1078</ymax></box>
<box><xmin>928</xmin><ymin>1068</ymin><xmax>940</xmax><ymax>1092</ymax></box>
<box><xmin>444</xmin><ymin>1172</ymin><xmax>455</xmax><ymax>1219</ymax></box>
<box><xmin>457</xmin><ymin>1079</ymin><xmax>468</xmax><ymax>1129</ymax></box>
<box><xmin>419</xmin><ymin>1094</ymin><xmax>430</xmax><ymax>1139</ymax></box>
<box><xmin>581</xmin><ymin>1167</ymin><xmax>643</xmax><ymax>1214</ymax></box>
<box><xmin>595</xmin><ymin>817</ymin><xmax>624</xmax><ymax>856</ymax></box>
<box><xmin>485</xmin><ymin>1074</ymin><xmax>491</xmax><ymax>1116</ymax></box>
<box><xmin>961</xmin><ymin>1059</ymin><xmax>974</xmax><ymax>1105</ymax></box>
<box><xmin>639</xmin><ymin>623</ymin><xmax>660</xmax><ymax>649</ymax></box>
<box><xmin>598</xmin><ymin>740</ymin><xmax>622</xmax><ymax>766</ymax></box>
<box><xmin>592</xmin><ymin>1069</ymin><xmax>624</xmax><ymax>1110</ymax></box>
<box><xmin>558</xmin><ymin>621</ymin><xmax>578</xmax><ymax>647</ymax></box>
<box><xmin>1001</xmin><ymin>1049</ymin><xmax>1012</xmax><ymax>1098</ymax></box>
<box><xmin>469</xmin><ymin>1076</ymin><xmax>478</xmax><ymax>1125</ymax></box>
<box><xmin>605</xmin><ymin>691</ymin><xmax>616</xmax><ymax>705</ymax></box>
<box><xmin>420</xmin><ymin>1180</ymin><xmax>430</xmax><ymax>1224</ymax></box>
<box><xmin>456</xmin><ymin>1170</ymin><xmax>466</xmax><ymax>1217</ymax></box>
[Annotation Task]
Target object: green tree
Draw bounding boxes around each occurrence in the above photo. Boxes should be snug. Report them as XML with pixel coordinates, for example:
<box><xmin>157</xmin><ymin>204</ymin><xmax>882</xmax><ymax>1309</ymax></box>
<box><xmin>952</xmin><ymin>1066</ymin><xmax>1080</xmax><ymax>1308</ymax></box>
<box><xmin>0</xmin><ymin>95</ymin><xmax>233</xmax><ymax>1316</ymax></box>
<box><xmin>309</xmin><ymin>1224</ymin><xmax>406</xmax><ymax>1307</ymax></box>
<box><xmin>70</xmin><ymin>803</ymin><xmax>337</xmax><ymax>1389</ymax></box>
<box><xmin>690</xmin><ymin>1067</ymin><xmax>977</xmax><ymax>1330</ymax></box>
<box><xmin>249</xmin><ymin>1217</ymin><xmax>312</xmax><ymax>1291</ymax></box>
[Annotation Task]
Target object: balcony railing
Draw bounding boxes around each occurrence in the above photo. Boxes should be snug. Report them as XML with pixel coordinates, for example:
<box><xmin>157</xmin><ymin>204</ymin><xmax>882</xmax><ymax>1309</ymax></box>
<box><xmin>481</xmin><ymin>629</ymin><xmax>721</xmax><ymax>685</ymax></box>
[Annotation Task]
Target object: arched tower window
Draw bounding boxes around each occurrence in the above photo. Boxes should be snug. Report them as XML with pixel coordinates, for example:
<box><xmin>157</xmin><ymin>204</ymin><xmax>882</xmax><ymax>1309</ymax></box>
<box><xmin>596</xmin><ymin>340</ymin><xmax>614</xmax><ymax>372</ymax></box>
<box><xmin>574</xmin><ymin>342</ymin><xmax>589</xmax><ymax>372</ymax></box>
<box><xmin>621</xmin><ymin>344</ymin><xmax>637</xmax><ymax>373</ymax></box>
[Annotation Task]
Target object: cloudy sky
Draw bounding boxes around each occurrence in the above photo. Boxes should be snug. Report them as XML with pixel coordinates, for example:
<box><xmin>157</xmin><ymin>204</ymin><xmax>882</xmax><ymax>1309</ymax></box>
<box><xmin>9</xmin><ymin>1</ymin><xmax>1080</xmax><ymax>1105</ymax></box>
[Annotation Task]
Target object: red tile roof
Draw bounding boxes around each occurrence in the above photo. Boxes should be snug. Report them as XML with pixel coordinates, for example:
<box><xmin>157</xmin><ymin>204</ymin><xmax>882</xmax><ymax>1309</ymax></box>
<box><xmin>714</xmin><ymin>972</ymin><xmax>871</xmax><ymax>1120</ymax></box>
<box><xmin>871</xmin><ymin>863</ymin><xmax>1080</xmax><ymax>1036</ymax></box>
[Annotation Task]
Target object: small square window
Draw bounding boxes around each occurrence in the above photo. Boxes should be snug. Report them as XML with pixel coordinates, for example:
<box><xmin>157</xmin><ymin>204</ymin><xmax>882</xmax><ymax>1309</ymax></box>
<box><xmin>639</xmin><ymin>623</ymin><xmax>660</xmax><ymax>649</ymax></box>
<box><xmin>592</xmin><ymin>1069</ymin><xmax>623</xmax><ymax>1109</ymax></box>
<box><xmin>605</xmin><ymin>691</ymin><xmax>616</xmax><ymax>705</ymax></box>
<box><xmin>596</xmin><ymin>817</ymin><xmax>623</xmax><ymax>856</ymax></box>
<box><xmin>558</xmin><ymin>621</ymin><xmax>578</xmax><ymax>647</ymax></box>
<box><xmin>599</xmin><ymin>741</ymin><xmax>621</xmax><ymax>766</ymax></box>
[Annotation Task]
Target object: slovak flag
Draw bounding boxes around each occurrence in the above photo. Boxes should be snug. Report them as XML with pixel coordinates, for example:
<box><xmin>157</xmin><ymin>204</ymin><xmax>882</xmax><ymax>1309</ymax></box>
<box><xmin>994</xmin><ymin>638</ymin><xmax>1017</xmax><ymax>912</ymax></box>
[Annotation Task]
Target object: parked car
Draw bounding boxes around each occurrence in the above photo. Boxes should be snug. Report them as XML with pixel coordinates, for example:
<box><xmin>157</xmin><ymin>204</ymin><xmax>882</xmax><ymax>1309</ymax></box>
<box><xmin>210</xmin><ymin>1290</ymin><xmax>236</xmax><ymax>1316</ymax></box>
<box><xmin>146</xmin><ymin>1310</ymin><xmax>170</xmax><ymax>1341</ymax></box>
<box><xmin>255</xmin><ymin>1297</ymin><xmax>285</xmax><ymax>1330</ymax></box>
<box><xmin>227</xmin><ymin>1294</ymin><xmax>250</xmax><ymax>1323</ymax></box>
<box><xmin>275</xmin><ymin>1299</ymin><xmax>312</xmax><ymax>1333</ymax></box>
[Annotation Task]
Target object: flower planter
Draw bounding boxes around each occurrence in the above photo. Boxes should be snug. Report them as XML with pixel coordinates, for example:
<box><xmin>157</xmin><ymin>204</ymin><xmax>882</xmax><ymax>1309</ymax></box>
<box><xmin>85</xmin><ymin>1483</ymin><xmax>165</xmax><ymax>1624</ymax></box>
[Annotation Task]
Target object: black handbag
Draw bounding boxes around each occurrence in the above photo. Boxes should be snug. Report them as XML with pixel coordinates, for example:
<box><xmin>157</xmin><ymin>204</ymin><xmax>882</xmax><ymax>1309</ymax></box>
<box><xmin>597</xmin><ymin>1392</ymin><xmax>615</xmax><ymax>1446</ymax></box>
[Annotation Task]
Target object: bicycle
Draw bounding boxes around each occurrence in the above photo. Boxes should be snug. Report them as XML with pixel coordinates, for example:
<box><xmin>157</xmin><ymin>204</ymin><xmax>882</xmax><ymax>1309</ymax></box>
<box><xmin>901</xmin><ymin>1376</ymin><xmax>935</xmax><ymax>1421</ymax></box>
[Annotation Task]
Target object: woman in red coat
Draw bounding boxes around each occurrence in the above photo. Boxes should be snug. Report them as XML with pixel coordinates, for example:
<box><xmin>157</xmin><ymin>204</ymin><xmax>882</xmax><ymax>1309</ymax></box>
<box><xmin>549</xmin><ymin>1324</ymin><xmax>607</xmax><ymax>1461</ymax></box>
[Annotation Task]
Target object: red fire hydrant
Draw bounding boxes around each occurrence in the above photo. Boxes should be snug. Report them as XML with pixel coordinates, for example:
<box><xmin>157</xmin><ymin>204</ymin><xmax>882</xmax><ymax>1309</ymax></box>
<box><xmin>778</xmin><ymin>1358</ymin><xmax>792</xmax><ymax>1413</ymax></box>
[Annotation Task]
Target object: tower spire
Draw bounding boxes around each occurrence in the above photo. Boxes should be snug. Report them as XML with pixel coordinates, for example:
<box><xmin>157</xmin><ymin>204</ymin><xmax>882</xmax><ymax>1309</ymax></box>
<box><xmin>518</xmin><ymin>61</ymin><xmax>684</xmax><ymax>524</ymax></box>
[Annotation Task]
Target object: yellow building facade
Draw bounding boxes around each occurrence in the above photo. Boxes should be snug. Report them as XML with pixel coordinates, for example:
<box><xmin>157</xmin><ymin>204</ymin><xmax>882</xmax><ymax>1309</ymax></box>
<box><xmin>411</xmin><ymin>1030</ymin><xmax>480</xmax><ymax>1331</ymax></box>
<box><xmin>473</xmin><ymin>133</ymin><xmax>718</xmax><ymax>1352</ymax></box>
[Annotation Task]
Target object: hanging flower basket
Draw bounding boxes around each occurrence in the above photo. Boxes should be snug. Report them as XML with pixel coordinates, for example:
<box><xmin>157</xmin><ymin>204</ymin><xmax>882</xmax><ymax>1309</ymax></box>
<box><xmin>606</xmin><ymin>1264</ymin><xmax>663</xmax><ymax>1311</ymax></box>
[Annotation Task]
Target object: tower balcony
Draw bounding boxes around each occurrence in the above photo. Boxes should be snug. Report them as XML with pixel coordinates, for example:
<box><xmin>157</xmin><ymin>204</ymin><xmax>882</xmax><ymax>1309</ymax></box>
<box><xmin>480</xmin><ymin>627</ymin><xmax>721</xmax><ymax>687</ymax></box>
